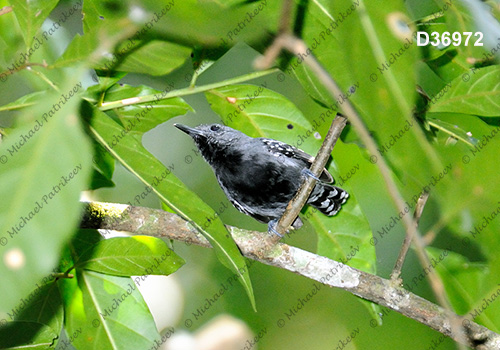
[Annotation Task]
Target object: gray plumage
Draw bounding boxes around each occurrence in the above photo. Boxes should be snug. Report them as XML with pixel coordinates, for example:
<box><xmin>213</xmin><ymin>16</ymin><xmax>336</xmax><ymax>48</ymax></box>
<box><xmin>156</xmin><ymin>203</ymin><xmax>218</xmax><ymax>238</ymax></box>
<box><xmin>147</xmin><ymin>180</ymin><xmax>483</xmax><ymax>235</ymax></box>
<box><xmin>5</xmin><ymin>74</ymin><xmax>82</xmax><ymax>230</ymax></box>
<box><xmin>174</xmin><ymin>123</ymin><xmax>349</xmax><ymax>228</ymax></box>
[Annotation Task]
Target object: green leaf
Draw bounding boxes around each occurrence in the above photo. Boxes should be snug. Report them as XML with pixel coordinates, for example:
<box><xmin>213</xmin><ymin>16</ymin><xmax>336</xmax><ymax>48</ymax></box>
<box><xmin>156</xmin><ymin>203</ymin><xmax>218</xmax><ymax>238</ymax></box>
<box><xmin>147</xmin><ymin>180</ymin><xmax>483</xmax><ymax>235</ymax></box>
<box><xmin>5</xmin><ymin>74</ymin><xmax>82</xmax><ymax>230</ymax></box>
<box><xmin>427</xmin><ymin>117</ymin><xmax>478</xmax><ymax>147</ymax></box>
<box><xmin>460</xmin><ymin>0</ymin><xmax>500</xmax><ymax>58</ymax></box>
<box><xmin>0</xmin><ymin>321</ymin><xmax>58</xmax><ymax>349</ymax></box>
<box><xmin>82</xmin><ymin>3</ymin><xmax>190</xmax><ymax>76</ymax></box>
<box><xmin>0</xmin><ymin>77</ymin><xmax>92</xmax><ymax>316</ymax></box>
<box><xmin>429</xmin><ymin>247</ymin><xmax>500</xmax><ymax>332</ymax></box>
<box><xmin>139</xmin><ymin>0</ymin><xmax>273</xmax><ymax>47</ymax></box>
<box><xmin>50</xmin><ymin>32</ymin><xmax>102</xmax><ymax>69</ymax></box>
<box><xmin>443</xmin><ymin>0</ymin><xmax>491</xmax><ymax>60</ymax></box>
<box><xmin>0</xmin><ymin>282</ymin><xmax>62</xmax><ymax>349</ymax></box>
<box><xmin>10</xmin><ymin>0</ymin><xmax>59</xmax><ymax>47</ymax></box>
<box><xmin>429</xmin><ymin>66</ymin><xmax>500</xmax><ymax>116</ymax></box>
<box><xmin>205</xmin><ymin>83</ymin><xmax>318</xmax><ymax>143</ymax></box>
<box><xmin>0</xmin><ymin>91</ymin><xmax>45</xmax><ymax>112</ymax></box>
<box><xmin>86</xmin><ymin>107</ymin><xmax>256</xmax><ymax>309</ymax></box>
<box><xmin>205</xmin><ymin>84</ymin><xmax>377</xmax><ymax>315</ymax></box>
<box><xmin>74</xmin><ymin>236</ymin><xmax>185</xmax><ymax>276</ymax></box>
<box><xmin>89</xmin><ymin>141</ymin><xmax>116</xmax><ymax>190</ymax></box>
<box><xmin>82</xmin><ymin>0</ymin><xmax>130</xmax><ymax>34</ymax></box>
<box><xmin>61</xmin><ymin>270</ymin><xmax>161</xmax><ymax>349</ymax></box>
<box><xmin>436</xmin><ymin>120</ymin><xmax>500</xmax><ymax>287</ymax></box>
<box><xmin>423</xmin><ymin>41</ymin><xmax>470</xmax><ymax>83</ymax></box>
<box><xmin>67</xmin><ymin>229</ymin><xmax>103</xmax><ymax>263</ymax></box>
<box><xmin>111</xmin><ymin>40</ymin><xmax>191</xmax><ymax>76</ymax></box>
<box><xmin>51</xmin><ymin>27</ymin><xmax>137</xmax><ymax>69</ymax></box>
<box><xmin>102</xmin><ymin>83</ymin><xmax>192</xmax><ymax>133</ymax></box>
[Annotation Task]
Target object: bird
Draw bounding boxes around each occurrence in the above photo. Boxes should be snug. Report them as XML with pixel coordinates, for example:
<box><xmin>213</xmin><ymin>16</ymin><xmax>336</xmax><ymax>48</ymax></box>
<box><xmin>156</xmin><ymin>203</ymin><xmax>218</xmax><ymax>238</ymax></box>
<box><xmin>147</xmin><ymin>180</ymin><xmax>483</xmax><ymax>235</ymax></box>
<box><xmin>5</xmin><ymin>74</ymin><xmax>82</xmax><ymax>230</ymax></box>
<box><xmin>174</xmin><ymin>123</ymin><xmax>349</xmax><ymax>236</ymax></box>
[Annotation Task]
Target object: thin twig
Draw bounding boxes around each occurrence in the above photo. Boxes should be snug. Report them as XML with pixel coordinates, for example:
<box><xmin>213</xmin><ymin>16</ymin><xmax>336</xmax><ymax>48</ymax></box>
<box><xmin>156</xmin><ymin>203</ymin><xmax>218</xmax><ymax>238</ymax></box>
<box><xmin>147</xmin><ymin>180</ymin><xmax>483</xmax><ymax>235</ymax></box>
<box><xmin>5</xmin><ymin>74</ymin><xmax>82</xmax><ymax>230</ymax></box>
<box><xmin>391</xmin><ymin>191</ymin><xmax>430</xmax><ymax>282</ymax></box>
<box><xmin>411</xmin><ymin>216</ymin><xmax>469</xmax><ymax>350</ymax></box>
<box><xmin>277</xmin><ymin>0</ymin><xmax>294</xmax><ymax>35</ymax></box>
<box><xmin>98</xmin><ymin>69</ymin><xmax>278</xmax><ymax>111</ymax></box>
<box><xmin>389</xmin><ymin>192</ymin><xmax>468</xmax><ymax>350</ymax></box>
<box><xmin>0</xmin><ymin>62</ymin><xmax>49</xmax><ymax>79</ymax></box>
<box><xmin>80</xmin><ymin>201</ymin><xmax>500</xmax><ymax>350</ymax></box>
<box><xmin>270</xmin><ymin>114</ymin><xmax>347</xmax><ymax>243</ymax></box>
<box><xmin>0</xmin><ymin>6</ymin><xmax>12</xmax><ymax>16</ymax></box>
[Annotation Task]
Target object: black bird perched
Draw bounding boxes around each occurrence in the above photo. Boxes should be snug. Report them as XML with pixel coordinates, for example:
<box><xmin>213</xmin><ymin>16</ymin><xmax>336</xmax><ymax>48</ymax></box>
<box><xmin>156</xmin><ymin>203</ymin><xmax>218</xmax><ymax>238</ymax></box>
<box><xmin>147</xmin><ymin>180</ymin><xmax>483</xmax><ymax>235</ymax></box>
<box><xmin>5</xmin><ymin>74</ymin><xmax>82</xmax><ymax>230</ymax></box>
<box><xmin>174</xmin><ymin>123</ymin><xmax>349</xmax><ymax>235</ymax></box>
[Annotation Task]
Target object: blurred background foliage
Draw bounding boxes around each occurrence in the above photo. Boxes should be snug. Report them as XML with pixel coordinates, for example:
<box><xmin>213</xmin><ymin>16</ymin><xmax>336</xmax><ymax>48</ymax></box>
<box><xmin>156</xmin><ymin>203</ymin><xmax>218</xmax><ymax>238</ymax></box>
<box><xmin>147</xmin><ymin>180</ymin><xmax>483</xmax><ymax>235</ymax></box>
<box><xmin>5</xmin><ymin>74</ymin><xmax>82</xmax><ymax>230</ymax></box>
<box><xmin>0</xmin><ymin>0</ymin><xmax>499</xmax><ymax>349</ymax></box>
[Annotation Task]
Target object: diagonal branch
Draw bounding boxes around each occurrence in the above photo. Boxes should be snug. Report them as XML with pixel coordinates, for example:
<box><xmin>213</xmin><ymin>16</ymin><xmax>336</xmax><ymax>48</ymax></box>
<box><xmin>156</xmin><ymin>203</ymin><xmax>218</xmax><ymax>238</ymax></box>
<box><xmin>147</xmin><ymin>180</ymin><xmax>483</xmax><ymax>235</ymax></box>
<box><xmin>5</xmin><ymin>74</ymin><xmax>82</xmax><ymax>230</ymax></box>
<box><xmin>80</xmin><ymin>201</ymin><xmax>500</xmax><ymax>350</ymax></box>
<box><xmin>270</xmin><ymin>113</ymin><xmax>347</xmax><ymax>243</ymax></box>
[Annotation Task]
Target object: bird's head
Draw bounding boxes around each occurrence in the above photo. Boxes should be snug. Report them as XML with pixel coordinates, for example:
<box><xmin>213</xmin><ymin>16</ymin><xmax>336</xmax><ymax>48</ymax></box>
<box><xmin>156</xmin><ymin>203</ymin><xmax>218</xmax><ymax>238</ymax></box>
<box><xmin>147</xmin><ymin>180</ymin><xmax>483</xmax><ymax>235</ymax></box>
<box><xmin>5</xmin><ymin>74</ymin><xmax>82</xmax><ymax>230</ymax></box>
<box><xmin>174</xmin><ymin>123</ymin><xmax>246</xmax><ymax>164</ymax></box>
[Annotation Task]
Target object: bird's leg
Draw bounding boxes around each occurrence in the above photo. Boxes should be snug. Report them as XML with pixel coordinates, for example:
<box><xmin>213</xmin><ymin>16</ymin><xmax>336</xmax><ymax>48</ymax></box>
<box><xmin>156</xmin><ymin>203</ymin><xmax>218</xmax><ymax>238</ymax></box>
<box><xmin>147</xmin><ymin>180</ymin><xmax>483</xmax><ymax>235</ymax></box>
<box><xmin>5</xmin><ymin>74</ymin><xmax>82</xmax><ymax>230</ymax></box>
<box><xmin>301</xmin><ymin>168</ymin><xmax>321</xmax><ymax>181</ymax></box>
<box><xmin>267</xmin><ymin>219</ymin><xmax>284</xmax><ymax>237</ymax></box>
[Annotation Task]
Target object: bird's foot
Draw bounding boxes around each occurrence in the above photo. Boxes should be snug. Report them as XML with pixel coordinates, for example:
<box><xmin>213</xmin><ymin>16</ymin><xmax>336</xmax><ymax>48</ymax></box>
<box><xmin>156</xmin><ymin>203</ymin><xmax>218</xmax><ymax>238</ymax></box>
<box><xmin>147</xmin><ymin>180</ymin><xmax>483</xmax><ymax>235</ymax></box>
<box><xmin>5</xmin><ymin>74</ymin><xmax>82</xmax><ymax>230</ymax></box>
<box><xmin>301</xmin><ymin>168</ymin><xmax>320</xmax><ymax>181</ymax></box>
<box><xmin>267</xmin><ymin>220</ymin><xmax>283</xmax><ymax>238</ymax></box>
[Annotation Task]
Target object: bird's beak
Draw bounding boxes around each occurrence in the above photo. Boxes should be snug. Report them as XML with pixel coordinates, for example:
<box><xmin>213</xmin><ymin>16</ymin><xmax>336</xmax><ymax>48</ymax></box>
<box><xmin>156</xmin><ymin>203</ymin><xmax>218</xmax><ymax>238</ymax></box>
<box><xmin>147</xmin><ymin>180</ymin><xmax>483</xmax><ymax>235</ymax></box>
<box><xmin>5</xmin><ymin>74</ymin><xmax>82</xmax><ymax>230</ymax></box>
<box><xmin>174</xmin><ymin>124</ymin><xmax>205</xmax><ymax>138</ymax></box>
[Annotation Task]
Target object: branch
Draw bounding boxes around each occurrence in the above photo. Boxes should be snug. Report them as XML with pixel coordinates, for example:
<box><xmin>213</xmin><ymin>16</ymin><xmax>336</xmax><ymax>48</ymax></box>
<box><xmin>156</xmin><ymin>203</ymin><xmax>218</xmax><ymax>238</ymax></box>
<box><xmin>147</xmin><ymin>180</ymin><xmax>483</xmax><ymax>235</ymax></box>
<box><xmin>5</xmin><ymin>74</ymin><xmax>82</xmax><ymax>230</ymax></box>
<box><xmin>277</xmin><ymin>0</ymin><xmax>294</xmax><ymax>35</ymax></box>
<box><xmin>271</xmin><ymin>114</ymin><xmax>347</xmax><ymax>243</ymax></box>
<box><xmin>391</xmin><ymin>191</ymin><xmax>430</xmax><ymax>282</ymax></box>
<box><xmin>80</xmin><ymin>201</ymin><xmax>500</xmax><ymax>350</ymax></box>
<box><xmin>0</xmin><ymin>6</ymin><xmax>12</xmax><ymax>16</ymax></box>
<box><xmin>388</xmin><ymin>191</ymin><xmax>467</xmax><ymax>348</ymax></box>
<box><xmin>0</xmin><ymin>62</ymin><xmax>48</xmax><ymax>81</ymax></box>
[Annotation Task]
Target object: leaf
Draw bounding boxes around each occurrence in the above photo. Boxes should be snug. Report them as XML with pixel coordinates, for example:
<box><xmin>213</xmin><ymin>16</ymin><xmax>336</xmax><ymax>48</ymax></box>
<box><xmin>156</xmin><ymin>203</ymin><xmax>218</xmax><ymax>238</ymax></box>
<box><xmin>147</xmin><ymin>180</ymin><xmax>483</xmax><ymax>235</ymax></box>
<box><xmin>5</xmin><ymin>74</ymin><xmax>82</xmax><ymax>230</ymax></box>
<box><xmin>10</xmin><ymin>0</ymin><xmax>59</xmax><ymax>47</ymax></box>
<box><xmin>111</xmin><ymin>40</ymin><xmax>191</xmax><ymax>76</ymax></box>
<box><xmin>86</xmin><ymin>107</ymin><xmax>256</xmax><ymax>310</ymax></box>
<box><xmin>0</xmin><ymin>76</ymin><xmax>92</xmax><ymax>316</ymax></box>
<box><xmin>0</xmin><ymin>321</ymin><xmax>58</xmax><ymax>349</ymax></box>
<box><xmin>460</xmin><ymin>0</ymin><xmax>500</xmax><ymax>58</ymax></box>
<box><xmin>102</xmin><ymin>83</ymin><xmax>192</xmax><ymax>133</ymax></box>
<box><xmin>0</xmin><ymin>91</ymin><xmax>45</xmax><ymax>112</ymax></box>
<box><xmin>428</xmin><ymin>247</ymin><xmax>500</xmax><ymax>332</ymax></box>
<box><xmin>74</xmin><ymin>236</ymin><xmax>185</xmax><ymax>276</ymax></box>
<box><xmin>443</xmin><ymin>0</ymin><xmax>495</xmax><ymax>60</ymax></box>
<box><xmin>81</xmin><ymin>3</ymin><xmax>190</xmax><ymax>76</ymax></box>
<box><xmin>51</xmin><ymin>27</ymin><xmax>137</xmax><ymax>69</ymax></box>
<box><xmin>50</xmin><ymin>32</ymin><xmax>103</xmax><ymax>69</ymax></box>
<box><xmin>435</xmin><ymin>120</ymin><xmax>500</xmax><ymax>291</ymax></box>
<box><xmin>81</xmin><ymin>0</ymin><xmax>145</xmax><ymax>36</ymax></box>
<box><xmin>0</xmin><ymin>282</ymin><xmax>62</xmax><ymax>349</ymax></box>
<box><xmin>205</xmin><ymin>83</ymin><xmax>320</xmax><ymax>145</ymax></box>
<box><xmin>61</xmin><ymin>270</ymin><xmax>161</xmax><ymax>349</ymax></box>
<box><xmin>89</xmin><ymin>141</ymin><xmax>116</xmax><ymax>190</ymax></box>
<box><xmin>429</xmin><ymin>66</ymin><xmax>500</xmax><ymax>116</ymax></box>
<box><xmin>138</xmin><ymin>0</ymin><xmax>273</xmax><ymax>47</ymax></box>
<box><xmin>427</xmin><ymin>117</ymin><xmax>478</xmax><ymax>147</ymax></box>
<box><xmin>423</xmin><ymin>42</ymin><xmax>470</xmax><ymax>83</ymax></box>
<box><xmin>205</xmin><ymin>84</ymin><xmax>377</xmax><ymax>316</ymax></box>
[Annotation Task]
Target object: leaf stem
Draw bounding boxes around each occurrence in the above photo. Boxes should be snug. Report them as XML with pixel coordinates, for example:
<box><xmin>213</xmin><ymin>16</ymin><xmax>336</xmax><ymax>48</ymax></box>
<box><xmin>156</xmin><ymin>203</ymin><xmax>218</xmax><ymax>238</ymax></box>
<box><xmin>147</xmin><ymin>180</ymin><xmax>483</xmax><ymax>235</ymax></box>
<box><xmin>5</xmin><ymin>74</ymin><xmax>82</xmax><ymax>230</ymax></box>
<box><xmin>98</xmin><ymin>68</ymin><xmax>278</xmax><ymax>111</ymax></box>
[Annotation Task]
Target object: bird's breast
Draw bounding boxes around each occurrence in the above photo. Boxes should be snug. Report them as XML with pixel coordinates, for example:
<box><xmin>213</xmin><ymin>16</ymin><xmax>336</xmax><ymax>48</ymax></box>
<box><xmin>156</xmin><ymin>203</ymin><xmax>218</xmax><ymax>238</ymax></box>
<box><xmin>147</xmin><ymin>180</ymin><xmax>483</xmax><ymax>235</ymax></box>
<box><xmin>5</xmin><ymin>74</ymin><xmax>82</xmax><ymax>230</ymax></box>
<box><xmin>215</xmin><ymin>152</ymin><xmax>303</xmax><ymax>206</ymax></box>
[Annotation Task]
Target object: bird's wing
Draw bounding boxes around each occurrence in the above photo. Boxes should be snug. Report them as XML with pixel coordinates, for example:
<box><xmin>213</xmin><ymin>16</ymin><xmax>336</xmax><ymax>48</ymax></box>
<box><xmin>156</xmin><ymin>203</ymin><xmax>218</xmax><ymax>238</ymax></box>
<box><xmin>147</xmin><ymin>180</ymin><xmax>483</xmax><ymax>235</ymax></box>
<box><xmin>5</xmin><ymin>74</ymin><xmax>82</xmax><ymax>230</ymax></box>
<box><xmin>260</xmin><ymin>138</ymin><xmax>334</xmax><ymax>183</ymax></box>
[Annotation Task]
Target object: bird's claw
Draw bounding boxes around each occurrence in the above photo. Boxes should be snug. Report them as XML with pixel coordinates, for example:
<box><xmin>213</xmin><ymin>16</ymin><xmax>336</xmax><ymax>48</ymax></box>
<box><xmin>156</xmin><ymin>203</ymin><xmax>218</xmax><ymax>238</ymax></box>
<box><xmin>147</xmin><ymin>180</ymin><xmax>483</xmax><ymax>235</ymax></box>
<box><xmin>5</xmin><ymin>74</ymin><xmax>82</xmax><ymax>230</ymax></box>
<box><xmin>268</xmin><ymin>220</ymin><xmax>284</xmax><ymax>238</ymax></box>
<box><xmin>301</xmin><ymin>168</ymin><xmax>320</xmax><ymax>181</ymax></box>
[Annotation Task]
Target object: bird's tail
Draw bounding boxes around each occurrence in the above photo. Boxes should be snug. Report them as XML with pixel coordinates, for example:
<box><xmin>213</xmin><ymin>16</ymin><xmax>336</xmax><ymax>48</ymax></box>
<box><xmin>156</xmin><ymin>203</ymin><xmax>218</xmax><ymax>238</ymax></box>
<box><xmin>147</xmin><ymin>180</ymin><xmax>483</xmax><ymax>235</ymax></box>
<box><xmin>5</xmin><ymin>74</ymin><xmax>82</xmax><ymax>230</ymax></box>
<box><xmin>307</xmin><ymin>183</ymin><xmax>349</xmax><ymax>216</ymax></box>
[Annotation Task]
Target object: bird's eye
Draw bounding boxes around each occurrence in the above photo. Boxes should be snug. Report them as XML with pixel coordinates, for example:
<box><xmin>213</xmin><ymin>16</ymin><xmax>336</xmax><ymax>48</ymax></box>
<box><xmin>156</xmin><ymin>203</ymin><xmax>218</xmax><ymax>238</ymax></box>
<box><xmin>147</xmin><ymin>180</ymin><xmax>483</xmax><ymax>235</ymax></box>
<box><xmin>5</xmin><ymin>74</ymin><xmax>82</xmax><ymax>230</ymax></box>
<box><xmin>210</xmin><ymin>125</ymin><xmax>220</xmax><ymax>132</ymax></box>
